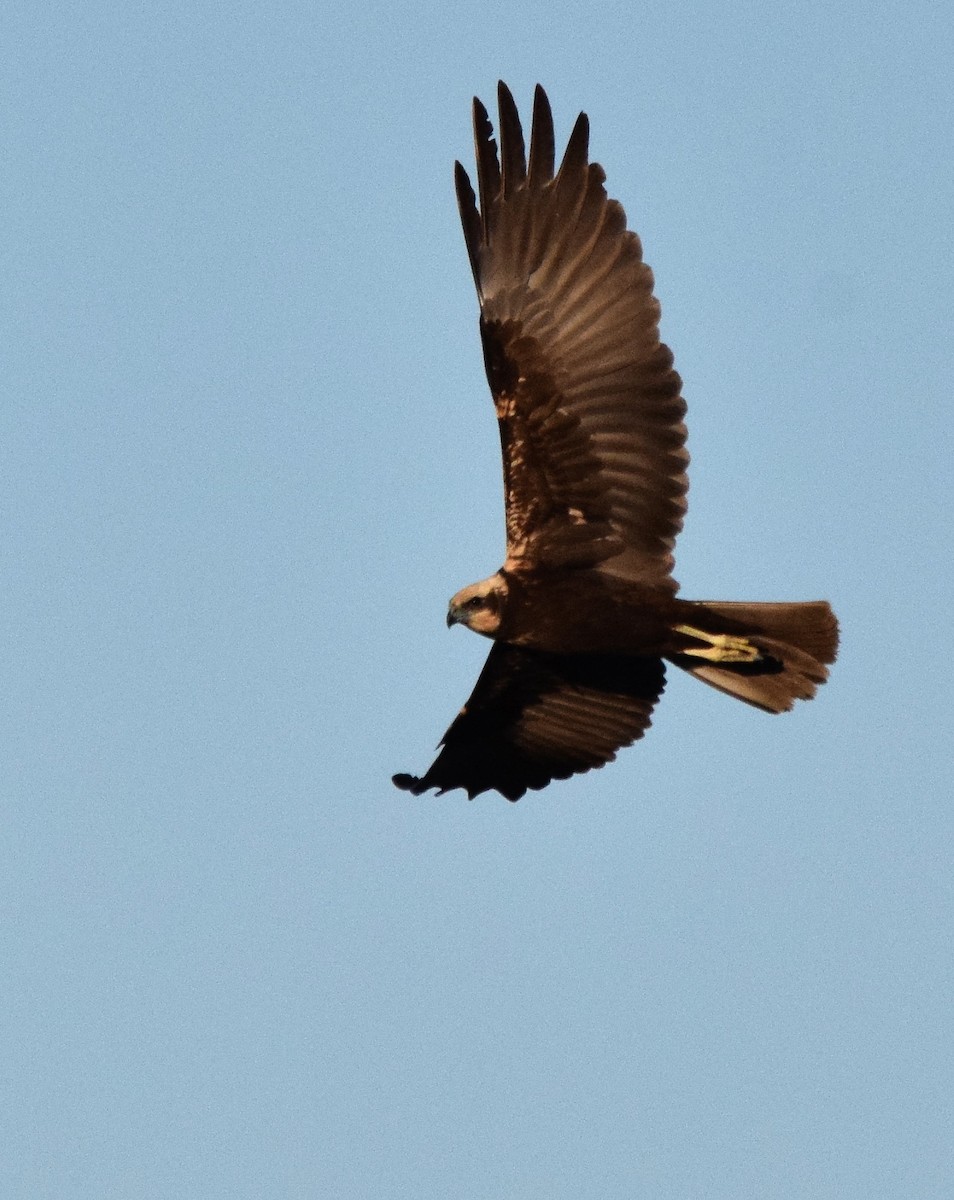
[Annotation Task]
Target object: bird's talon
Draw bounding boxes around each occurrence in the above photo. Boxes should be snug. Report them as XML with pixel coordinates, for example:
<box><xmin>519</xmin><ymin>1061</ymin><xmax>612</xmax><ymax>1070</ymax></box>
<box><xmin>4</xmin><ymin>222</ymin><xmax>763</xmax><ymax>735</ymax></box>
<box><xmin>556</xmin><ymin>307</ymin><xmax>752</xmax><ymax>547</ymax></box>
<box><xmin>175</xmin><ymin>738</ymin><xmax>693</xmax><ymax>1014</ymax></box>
<box><xmin>674</xmin><ymin>624</ymin><xmax>761</xmax><ymax>664</ymax></box>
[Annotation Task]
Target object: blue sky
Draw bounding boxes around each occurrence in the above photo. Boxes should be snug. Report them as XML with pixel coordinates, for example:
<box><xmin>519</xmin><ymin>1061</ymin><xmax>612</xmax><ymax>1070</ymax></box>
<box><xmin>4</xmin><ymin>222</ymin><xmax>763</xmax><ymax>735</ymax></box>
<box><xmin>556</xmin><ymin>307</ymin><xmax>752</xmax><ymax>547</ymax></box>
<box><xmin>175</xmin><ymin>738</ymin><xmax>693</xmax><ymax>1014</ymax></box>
<box><xmin>3</xmin><ymin>2</ymin><xmax>953</xmax><ymax>1197</ymax></box>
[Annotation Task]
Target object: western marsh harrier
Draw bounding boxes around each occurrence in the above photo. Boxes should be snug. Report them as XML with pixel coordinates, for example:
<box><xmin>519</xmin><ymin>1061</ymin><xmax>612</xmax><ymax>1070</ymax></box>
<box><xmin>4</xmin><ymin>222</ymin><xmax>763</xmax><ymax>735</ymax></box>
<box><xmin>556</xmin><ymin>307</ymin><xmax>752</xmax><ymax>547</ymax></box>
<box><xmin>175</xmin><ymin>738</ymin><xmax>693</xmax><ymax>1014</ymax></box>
<box><xmin>394</xmin><ymin>83</ymin><xmax>838</xmax><ymax>801</ymax></box>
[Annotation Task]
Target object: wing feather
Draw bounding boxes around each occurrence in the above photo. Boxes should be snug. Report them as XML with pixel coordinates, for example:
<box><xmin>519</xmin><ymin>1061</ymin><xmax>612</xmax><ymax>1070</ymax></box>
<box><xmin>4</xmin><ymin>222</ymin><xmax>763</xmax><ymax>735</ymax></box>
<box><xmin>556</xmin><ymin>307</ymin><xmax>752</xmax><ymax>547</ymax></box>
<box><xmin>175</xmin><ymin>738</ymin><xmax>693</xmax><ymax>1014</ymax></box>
<box><xmin>472</xmin><ymin>97</ymin><xmax>500</xmax><ymax>242</ymax></box>
<box><xmin>456</xmin><ymin>85</ymin><xmax>688</xmax><ymax>587</ymax></box>
<box><xmin>497</xmin><ymin>81</ymin><xmax>527</xmax><ymax>196</ymax></box>
<box><xmin>454</xmin><ymin>161</ymin><xmax>482</xmax><ymax>291</ymax></box>
<box><xmin>556</xmin><ymin>111</ymin><xmax>590</xmax><ymax>183</ymax></box>
<box><xmin>527</xmin><ymin>85</ymin><xmax>555</xmax><ymax>186</ymax></box>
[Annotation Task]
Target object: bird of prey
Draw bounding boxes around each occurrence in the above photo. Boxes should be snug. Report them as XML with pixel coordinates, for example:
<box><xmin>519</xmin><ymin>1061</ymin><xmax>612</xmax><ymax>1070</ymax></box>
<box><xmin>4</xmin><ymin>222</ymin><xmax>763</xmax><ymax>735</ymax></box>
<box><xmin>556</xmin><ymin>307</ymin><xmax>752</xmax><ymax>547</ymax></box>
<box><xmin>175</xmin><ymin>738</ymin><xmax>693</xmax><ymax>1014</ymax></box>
<box><xmin>393</xmin><ymin>83</ymin><xmax>838</xmax><ymax>801</ymax></box>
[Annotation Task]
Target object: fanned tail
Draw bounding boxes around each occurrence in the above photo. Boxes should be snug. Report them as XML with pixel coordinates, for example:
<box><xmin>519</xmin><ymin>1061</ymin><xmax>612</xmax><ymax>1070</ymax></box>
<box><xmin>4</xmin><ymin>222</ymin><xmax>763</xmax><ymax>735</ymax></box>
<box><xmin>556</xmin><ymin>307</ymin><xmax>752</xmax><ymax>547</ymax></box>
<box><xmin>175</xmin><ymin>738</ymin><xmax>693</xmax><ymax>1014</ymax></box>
<box><xmin>670</xmin><ymin>600</ymin><xmax>839</xmax><ymax>713</ymax></box>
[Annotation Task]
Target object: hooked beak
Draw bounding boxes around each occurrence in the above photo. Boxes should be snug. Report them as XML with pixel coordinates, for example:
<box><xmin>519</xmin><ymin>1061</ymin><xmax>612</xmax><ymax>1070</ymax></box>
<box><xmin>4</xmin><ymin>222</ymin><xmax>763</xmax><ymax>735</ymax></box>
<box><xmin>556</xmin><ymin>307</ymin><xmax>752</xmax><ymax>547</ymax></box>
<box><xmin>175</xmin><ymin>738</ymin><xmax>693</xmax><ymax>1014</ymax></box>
<box><xmin>446</xmin><ymin>604</ymin><xmax>460</xmax><ymax>628</ymax></box>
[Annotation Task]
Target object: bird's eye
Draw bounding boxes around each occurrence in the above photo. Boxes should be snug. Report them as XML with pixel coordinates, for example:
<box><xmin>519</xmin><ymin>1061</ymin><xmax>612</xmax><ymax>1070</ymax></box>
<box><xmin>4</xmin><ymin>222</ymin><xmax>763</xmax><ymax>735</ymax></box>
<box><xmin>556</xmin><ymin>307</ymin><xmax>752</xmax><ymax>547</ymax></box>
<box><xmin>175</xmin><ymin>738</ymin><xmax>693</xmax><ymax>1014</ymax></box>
<box><xmin>466</xmin><ymin>597</ymin><xmax>483</xmax><ymax>609</ymax></box>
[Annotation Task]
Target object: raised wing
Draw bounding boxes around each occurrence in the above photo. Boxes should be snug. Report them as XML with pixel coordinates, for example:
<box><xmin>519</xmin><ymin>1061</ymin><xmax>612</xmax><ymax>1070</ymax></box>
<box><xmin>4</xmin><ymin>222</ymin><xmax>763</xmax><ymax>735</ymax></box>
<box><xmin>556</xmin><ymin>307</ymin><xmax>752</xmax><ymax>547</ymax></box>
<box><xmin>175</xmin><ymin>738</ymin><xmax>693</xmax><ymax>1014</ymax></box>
<box><xmin>456</xmin><ymin>83</ymin><xmax>688</xmax><ymax>588</ymax></box>
<box><xmin>392</xmin><ymin>644</ymin><xmax>666</xmax><ymax>801</ymax></box>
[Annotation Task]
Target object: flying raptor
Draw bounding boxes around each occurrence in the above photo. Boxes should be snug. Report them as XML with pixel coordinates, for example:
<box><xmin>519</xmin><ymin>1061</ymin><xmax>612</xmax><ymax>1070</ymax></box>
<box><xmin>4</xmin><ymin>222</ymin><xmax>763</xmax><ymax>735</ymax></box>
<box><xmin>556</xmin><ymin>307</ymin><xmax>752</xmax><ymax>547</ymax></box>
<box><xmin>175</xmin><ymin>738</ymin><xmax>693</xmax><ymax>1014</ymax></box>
<box><xmin>393</xmin><ymin>83</ymin><xmax>838</xmax><ymax>801</ymax></box>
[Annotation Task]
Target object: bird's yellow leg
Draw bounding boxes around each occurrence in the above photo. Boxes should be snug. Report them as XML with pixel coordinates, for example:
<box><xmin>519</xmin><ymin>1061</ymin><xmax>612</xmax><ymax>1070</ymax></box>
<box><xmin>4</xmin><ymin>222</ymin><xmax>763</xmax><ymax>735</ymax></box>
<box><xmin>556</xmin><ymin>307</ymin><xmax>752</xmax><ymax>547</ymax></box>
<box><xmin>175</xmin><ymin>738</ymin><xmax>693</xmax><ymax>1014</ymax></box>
<box><xmin>673</xmin><ymin>624</ymin><xmax>761</xmax><ymax>664</ymax></box>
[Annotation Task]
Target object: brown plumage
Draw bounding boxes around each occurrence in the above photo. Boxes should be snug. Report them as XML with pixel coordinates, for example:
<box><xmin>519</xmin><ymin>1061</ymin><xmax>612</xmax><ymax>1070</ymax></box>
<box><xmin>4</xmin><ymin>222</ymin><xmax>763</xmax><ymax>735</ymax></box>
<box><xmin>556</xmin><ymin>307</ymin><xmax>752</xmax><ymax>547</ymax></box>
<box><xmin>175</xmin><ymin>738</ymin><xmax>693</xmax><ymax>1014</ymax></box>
<box><xmin>393</xmin><ymin>83</ymin><xmax>838</xmax><ymax>802</ymax></box>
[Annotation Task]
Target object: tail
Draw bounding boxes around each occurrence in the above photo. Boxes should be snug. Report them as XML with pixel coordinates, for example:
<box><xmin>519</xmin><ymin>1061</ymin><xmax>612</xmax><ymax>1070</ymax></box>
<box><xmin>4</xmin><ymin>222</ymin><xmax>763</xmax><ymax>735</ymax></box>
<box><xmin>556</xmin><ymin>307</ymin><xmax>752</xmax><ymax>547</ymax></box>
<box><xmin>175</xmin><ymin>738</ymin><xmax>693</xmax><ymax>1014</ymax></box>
<box><xmin>669</xmin><ymin>600</ymin><xmax>839</xmax><ymax>713</ymax></box>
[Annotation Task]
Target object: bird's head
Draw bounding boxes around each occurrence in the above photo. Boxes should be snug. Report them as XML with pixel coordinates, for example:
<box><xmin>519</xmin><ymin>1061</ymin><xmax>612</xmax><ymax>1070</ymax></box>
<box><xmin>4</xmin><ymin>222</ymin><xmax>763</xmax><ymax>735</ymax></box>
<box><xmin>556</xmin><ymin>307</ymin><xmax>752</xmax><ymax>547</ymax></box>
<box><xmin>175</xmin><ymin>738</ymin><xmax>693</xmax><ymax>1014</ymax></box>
<box><xmin>447</xmin><ymin>574</ymin><xmax>507</xmax><ymax>637</ymax></box>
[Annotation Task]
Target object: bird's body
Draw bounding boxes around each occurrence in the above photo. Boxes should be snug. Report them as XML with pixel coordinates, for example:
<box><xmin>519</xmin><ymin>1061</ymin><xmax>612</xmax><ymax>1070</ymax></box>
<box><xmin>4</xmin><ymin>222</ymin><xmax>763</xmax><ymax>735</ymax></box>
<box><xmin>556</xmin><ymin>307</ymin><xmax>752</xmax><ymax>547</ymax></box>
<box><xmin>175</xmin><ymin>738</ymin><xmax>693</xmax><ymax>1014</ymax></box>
<box><xmin>454</xmin><ymin>568</ymin><xmax>678</xmax><ymax>655</ymax></box>
<box><xmin>394</xmin><ymin>83</ymin><xmax>838</xmax><ymax>801</ymax></box>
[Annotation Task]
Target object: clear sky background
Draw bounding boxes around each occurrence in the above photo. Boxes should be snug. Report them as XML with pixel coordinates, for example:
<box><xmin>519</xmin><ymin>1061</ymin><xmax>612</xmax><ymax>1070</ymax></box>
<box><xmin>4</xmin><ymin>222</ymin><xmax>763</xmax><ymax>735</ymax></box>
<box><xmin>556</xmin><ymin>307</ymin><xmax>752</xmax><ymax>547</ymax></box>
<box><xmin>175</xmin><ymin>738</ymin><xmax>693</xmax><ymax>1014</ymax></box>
<box><xmin>3</xmin><ymin>2</ymin><xmax>953</xmax><ymax>1197</ymax></box>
